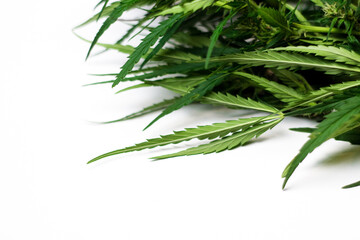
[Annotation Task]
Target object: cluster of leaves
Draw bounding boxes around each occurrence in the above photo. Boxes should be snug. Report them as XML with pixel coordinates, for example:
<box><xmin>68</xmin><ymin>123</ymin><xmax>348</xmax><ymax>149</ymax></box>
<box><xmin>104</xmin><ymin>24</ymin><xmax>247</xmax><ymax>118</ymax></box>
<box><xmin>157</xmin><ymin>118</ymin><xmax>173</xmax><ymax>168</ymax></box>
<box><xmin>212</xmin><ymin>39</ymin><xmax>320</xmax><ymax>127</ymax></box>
<box><xmin>77</xmin><ymin>0</ymin><xmax>360</xmax><ymax>189</ymax></box>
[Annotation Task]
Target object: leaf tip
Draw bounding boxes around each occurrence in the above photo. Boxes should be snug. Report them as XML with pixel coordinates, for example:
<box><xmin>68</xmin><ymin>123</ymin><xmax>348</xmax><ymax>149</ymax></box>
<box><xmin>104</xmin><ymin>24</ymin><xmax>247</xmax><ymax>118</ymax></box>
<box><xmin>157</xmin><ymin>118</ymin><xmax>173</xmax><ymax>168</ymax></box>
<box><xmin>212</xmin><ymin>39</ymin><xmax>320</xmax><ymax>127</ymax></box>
<box><xmin>85</xmin><ymin>49</ymin><xmax>92</xmax><ymax>61</ymax></box>
<box><xmin>87</xmin><ymin>159</ymin><xmax>96</xmax><ymax>164</ymax></box>
<box><xmin>342</xmin><ymin>180</ymin><xmax>360</xmax><ymax>189</ymax></box>
<box><xmin>142</xmin><ymin>124</ymin><xmax>151</xmax><ymax>131</ymax></box>
<box><xmin>282</xmin><ymin>178</ymin><xmax>289</xmax><ymax>190</ymax></box>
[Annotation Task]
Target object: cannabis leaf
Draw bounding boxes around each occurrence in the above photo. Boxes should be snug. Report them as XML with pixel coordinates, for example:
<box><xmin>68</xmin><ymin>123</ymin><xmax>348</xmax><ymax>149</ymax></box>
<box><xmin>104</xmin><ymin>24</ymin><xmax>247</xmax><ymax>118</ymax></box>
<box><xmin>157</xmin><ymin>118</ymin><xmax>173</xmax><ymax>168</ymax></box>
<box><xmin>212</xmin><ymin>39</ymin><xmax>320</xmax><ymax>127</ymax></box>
<box><xmin>88</xmin><ymin>115</ymin><xmax>280</xmax><ymax>163</ymax></box>
<box><xmin>113</xmin><ymin>13</ymin><xmax>184</xmax><ymax>87</ymax></box>
<box><xmin>282</xmin><ymin>95</ymin><xmax>360</xmax><ymax>189</ymax></box>
<box><xmin>101</xmin><ymin>97</ymin><xmax>180</xmax><ymax>124</ymax></box>
<box><xmin>96</xmin><ymin>0</ymin><xmax>110</xmax><ymax>20</ymax></box>
<box><xmin>284</xmin><ymin>80</ymin><xmax>360</xmax><ymax>110</ymax></box>
<box><xmin>144</xmin><ymin>67</ymin><xmax>231</xmax><ymax>130</ymax></box>
<box><xmin>234</xmin><ymin>72</ymin><xmax>304</xmax><ymax>103</ymax></box>
<box><xmin>139</xmin><ymin>16</ymin><xmax>186</xmax><ymax>69</ymax></box>
<box><xmin>343</xmin><ymin>180</ymin><xmax>360</xmax><ymax>189</ymax></box>
<box><xmin>258</xmin><ymin>7</ymin><xmax>291</xmax><ymax>33</ymax></box>
<box><xmin>80</xmin><ymin>0</ymin><xmax>360</xmax><ymax>189</ymax></box>
<box><xmin>273</xmin><ymin>45</ymin><xmax>360</xmax><ymax>65</ymax></box>
<box><xmin>153</xmin><ymin>117</ymin><xmax>282</xmax><ymax>159</ymax></box>
<box><xmin>211</xmin><ymin>51</ymin><xmax>360</xmax><ymax>75</ymax></box>
<box><xmin>156</xmin><ymin>0</ymin><xmax>215</xmax><ymax>16</ymax></box>
<box><xmin>202</xmin><ymin>92</ymin><xmax>279</xmax><ymax>113</ymax></box>
<box><xmin>86</xmin><ymin>0</ymin><xmax>141</xmax><ymax>59</ymax></box>
<box><xmin>75</xmin><ymin>2</ymin><xmax>120</xmax><ymax>28</ymax></box>
<box><xmin>205</xmin><ymin>10</ymin><xmax>236</xmax><ymax>68</ymax></box>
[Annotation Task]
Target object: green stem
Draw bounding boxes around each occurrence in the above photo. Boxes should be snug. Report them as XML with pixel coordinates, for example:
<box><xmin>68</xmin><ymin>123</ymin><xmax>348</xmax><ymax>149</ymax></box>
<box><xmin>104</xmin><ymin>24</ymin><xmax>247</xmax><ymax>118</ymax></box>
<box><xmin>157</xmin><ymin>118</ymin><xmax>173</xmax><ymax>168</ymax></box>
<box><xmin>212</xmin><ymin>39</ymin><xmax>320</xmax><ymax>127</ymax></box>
<box><xmin>293</xmin><ymin>23</ymin><xmax>360</xmax><ymax>35</ymax></box>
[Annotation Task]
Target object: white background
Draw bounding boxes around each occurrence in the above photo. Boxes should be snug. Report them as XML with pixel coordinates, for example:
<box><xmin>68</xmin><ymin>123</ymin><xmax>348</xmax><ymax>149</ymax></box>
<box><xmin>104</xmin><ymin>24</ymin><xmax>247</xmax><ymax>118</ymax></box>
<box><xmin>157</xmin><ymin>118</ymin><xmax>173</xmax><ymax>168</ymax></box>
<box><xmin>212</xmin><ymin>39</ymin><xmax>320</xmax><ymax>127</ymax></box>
<box><xmin>1</xmin><ymin>1</ymin><xmax>360</xmax><ymax>239</ymax></box>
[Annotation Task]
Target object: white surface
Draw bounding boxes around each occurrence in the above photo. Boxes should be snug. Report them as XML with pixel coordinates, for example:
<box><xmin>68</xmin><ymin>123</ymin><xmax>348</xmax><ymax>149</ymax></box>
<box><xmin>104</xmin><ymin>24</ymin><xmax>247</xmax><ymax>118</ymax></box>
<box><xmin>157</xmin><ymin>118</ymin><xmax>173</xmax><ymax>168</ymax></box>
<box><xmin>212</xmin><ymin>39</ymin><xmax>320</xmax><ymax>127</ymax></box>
<box><xmin>1</xmin><ymin>1</ymin><xmax>360</xmax><ymax>239</ymax></box>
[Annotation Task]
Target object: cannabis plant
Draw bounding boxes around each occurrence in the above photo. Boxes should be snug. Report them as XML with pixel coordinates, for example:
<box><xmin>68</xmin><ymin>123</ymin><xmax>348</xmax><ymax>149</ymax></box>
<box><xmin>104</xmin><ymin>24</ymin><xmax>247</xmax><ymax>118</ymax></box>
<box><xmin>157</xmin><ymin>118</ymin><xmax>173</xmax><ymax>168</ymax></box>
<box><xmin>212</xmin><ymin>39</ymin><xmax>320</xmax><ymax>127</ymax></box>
<box><xmin>77</xmin><ymin>0</ymin><xmax>360</xmax><ymax>189</ymax></box>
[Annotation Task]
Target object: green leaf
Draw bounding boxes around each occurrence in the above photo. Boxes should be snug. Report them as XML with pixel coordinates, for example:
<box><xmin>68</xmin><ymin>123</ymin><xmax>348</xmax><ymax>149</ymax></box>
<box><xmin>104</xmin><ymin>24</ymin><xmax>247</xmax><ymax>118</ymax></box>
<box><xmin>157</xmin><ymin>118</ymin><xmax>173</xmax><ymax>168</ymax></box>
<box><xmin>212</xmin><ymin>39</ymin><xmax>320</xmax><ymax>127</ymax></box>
<box><xmin>233</xmin><ymin>72</ymin><xmax>304</xmax><ymax>103</ymax></box>
<box><xmin>172</xmin><ymin>32</ymin><xmax>213</xmax><ymax>48</ymax></box>
<box><xmin>75</xmin><ymin>2</ymin><xmax>120</xmax><ymax>28</ymax></box>
<box><xmin>96</xmin><ymin>0</ymin><xmax>110</xmax><ymax>21</ymax></box>
<box><xmin>258</xmin><ymin>7</ymin><xmax>291</xmax><ymax>33</ymax></box>
<box><xmin>205</xmin><ymin>11</ymin><xmax>236</xmax><ymax>69</ymax></box>
<box><xmin>143</xmin><ymin>67</ymin><xmax>231</xmax><ymax>130</ymax></box>
<box><xmin>271</xmin><ymin>69</ymin><xmax>312</xmax><ymax>92</ymax></box>
<box><xmin>148</xmin><ymin>76</ymin><xmax>207</xmax><ymax>91</ymax></box>
<box><xmin>327</xmin><ymin>17</ymin><xmax>338</xmax><ymax>41</ymax></box>
<box><xmin>88</xmin><ymin>115</ymin><xmax>279</xmax><ymax>163</ymax></box>
<box><xmin>284</xmin><ymin>80</ymin><xmax>360</xmax><ymax>110</ymax></box>
<box><xmin>286</xmin><ymin>88</ymin><xmax>360</xmax><ymax>116</ymax></box>
<box><xmin>289</xmin><ymin>128</ymin><xmax>315</xmax><ymax>133</ymax></box>
<box><xmin>86</xmin><ymin>0</ymin><xmax>141</xmax><ymax>59</ymax></box>
<box><xmin>152</xmin><ymin>117</ymin><xmax>282</xmax><ymax>159</ymax></box>
<box><xmin>210</xmin><ymin>51</ymin><xmax>360</xmax><ymax>75</ymax></box>
<box><xmin>282</xmin><ymin>95</ymin><xmax>360</xmax><ymax>189</ymax></box>
<box><xmin>115</xmin><ymin>83</ymin><xmax>150</xmax><ymax>93</ymax></box>
<box><xmin>76</xmin><ymin>32</ymin><xmax>203</xmax><ymax>63</ymax></box>
<box><xmin>101</xmin><ymin>97</ymin><xmax>180</xmax><ymax>124</ymax></box>
<box><xmin>151</xmin><ymin>79</ymin><xmax>279</xmax><ymax>113</ymax></box>
<box><xmin>113</xmin><ymin>13</ymin><xmax>184</xmax><ymax>87</ymax></box>
<box><xmin>156</xmin><ymin>0</ymin><xmax>215</xmax><ymax>16</ymax></box>
<box><xmin>140</xmin><ymin>15</ymin><xmax>186</xmax><ymax>69</ymax></box>
<box><xmin>202</xmin><ymin>92</ymin><xmax>279</xmax><ymax>113</ymax></box>
<box><xmin>309</xmin><ymin>0</ymin><xmax>324</xmax><ymax>7</ymax></box>
<box><xmin>273</xmin><ymin>45</ymin><xmax>360</xmax><ymax>66</ymax></box>
<box><xmin>335</xmin><ymin>127</ymin><xmax>360</xmax><ymax>145</ymax></box>
<box><xmin>74</xmin><ymin>31</ymin><xmax>135</xmax><ymax>56</ymax></box>
<box><xmin>343</xmin><ymin>180</ymin><xmax>360</xmax><ymax>189</ymax></box>
<box><xmin>115</xmin><ymin>20</ymin><xmax>145</xmax><ymax>45</ymax></box>
<box><xmin>125</xmin><ymin>62</ymin><xmax>213</xmax><ymax>82</ymax></box>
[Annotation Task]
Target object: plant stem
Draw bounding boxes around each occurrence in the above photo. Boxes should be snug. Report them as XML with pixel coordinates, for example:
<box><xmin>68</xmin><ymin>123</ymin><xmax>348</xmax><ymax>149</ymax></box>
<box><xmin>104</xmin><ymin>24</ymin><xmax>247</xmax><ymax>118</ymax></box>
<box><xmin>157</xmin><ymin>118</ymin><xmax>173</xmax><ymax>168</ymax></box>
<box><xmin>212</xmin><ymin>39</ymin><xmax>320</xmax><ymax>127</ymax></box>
<box><xmin>293</xmin><ymin>23</ymin><xmax>360</xmax><ymax>35</ymax></box>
